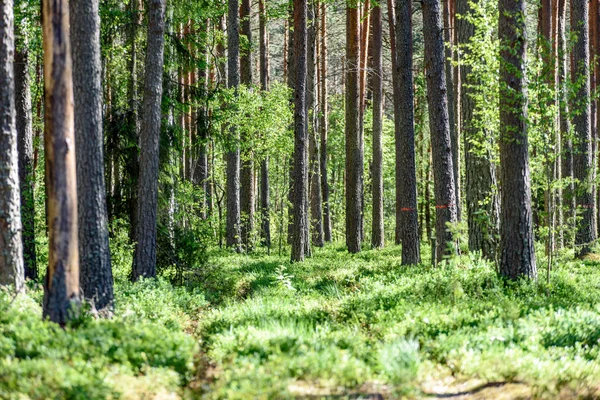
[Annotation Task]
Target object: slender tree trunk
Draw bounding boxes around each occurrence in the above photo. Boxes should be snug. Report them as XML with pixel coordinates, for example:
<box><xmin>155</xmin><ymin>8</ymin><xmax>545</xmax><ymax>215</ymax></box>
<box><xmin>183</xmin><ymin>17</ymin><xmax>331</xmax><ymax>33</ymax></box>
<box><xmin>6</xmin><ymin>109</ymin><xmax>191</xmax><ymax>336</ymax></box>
<box><xmin>498</xmin><ymin>0</ymin><xmax>537</xmax><ymax>279</ymax></box>
<box><xmin>132</xmin><ymin>0</ymin><xmax>166</xmax><ymax>279</ymax></box>
<box><xmin>291</xmin><ymin>0</ymin><xmax>310</xmax><ymax>262</ymax></box>
<box><xmin>558</xmin><ymin>0</ymin><xmax>574</xmax><ymax>245</ymax></box>
<box><xmin>422</xmin><ymin>0</ymin><xmax>457</xmax><ymax>262</ymax></box>
<box><xmin>371</xmin><ymin>2</ymin><xmax>384</xmax><ymax>249</ymax></box>
<box><xmin>320</xmin><ymin>1</ymin><xmax>332</xmax><ymax>242</ymax></box>
<box><xmin>444</xmin><ymin>0</ymin><xmax>460</xmax><ymax>220</ymax></box>
<box><xmin>196</xmin><ymin>21</ymin><xmax>209</xmax><ymax>220</ymax></box>
<box><xmin>71</xmin><ymin>0</ymin><xmax>114</xmax><ymax>310</ymax></box>
<box><xmin>346</xmin><ymin>0</ymin><xmax>363</xmax><ymax>254</ymax></box>
<box><xmin>240</xmin><ymin>0</ymin><xmax>255</xmax><ymax>250</ymax></box>
<box><xmin>0</xmin><ymin>0</ymin><xmax>24</xmax><ymax>290</ymax></box>
<box><xmin>14</xmin><ymin>38</ymin><xmax>37</xmax><ymax>280</ymax></box>
<box><xmin>127</xmin><ymin>0</ymin><xmax>142</xmax><ymax>242</ymax></box>
<box><xmin>308</xmin><ymin>0</ymin><xmax>324</xmax><ymax>247</ymax></box>
<box><xmin>259</xmin><ymin>0</ymin><xmax>271</xmax><ymax>250</ymax></box>
<box><xmin>457</xmin><ymin>0</ymin><xmax>499</xmax><ymax>260</ymax></box>
<box><xmin>226</xmin><ymin>0</ymin><xmax>242</xmax><ymax>251</ymax></box>
<box><xmin>42</xmin><ymin>0</ymin><xmax>81</xmax><ymax>323</ymax></box>
<box><xmin>571</xmin><ymin>0</ymin><xmax>596</xmax><ymax>257</ymax></box>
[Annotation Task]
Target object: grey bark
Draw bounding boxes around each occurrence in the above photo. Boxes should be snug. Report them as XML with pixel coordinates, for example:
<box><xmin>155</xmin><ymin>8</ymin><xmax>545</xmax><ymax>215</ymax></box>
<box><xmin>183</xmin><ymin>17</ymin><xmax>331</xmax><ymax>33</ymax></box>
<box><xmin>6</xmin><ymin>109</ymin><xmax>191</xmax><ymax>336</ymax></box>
<box><xmin>571</xmin><ymin>0</ymin><xmax>596</xmax><ymax>257</ymax></box>
<box><xmin>319</xmin><ymin>1</ymin><xmax>332</xmax><ymax>242</ymax></box>
<box><xmin>371</xmin><ymin>2</ymin><xmax>384</xmax><ymax>249</ymax></box>
<box><xmin>346</xmin><ymin>1</ymin><xmax>363</xmax><ymax>254</ymax></box>
<box><xmin>291</xmin><ymin>0</ymin><xmax>310</xmax><ymax>262</ymax></box>
<box><xmin>259</xmin><ymin>0</ymin><xmax>271</xmax><ymax>249</ymax></box>
<box><xmin>308</xmin><ymin>0</ymin><xmax>324</xmax><ymax>247</ymax></box>
<box><xmin>444</xmin><ymin>0</ymin><xmax>460</xmax><ymax>221</ymax></box>
<box><xmin>498</xmin><ymin>0</ymin><xmax>537</xmax><ymax>279</ymax></box>
<box><xmin>0</xmin><ymin>0</ymin><xmax>24</xmax><ymax>290</ymax></box>
<box><xmin>240</xmin><ymin>0</ymin><xmax>255</xmax><ymax>250</ymax></box>
<box><xmin>422</xmin><ymin>0</ymin><xmax>457</xmax><ymax>263</ymax></box>
<box><xmin>457</xmin><ymin>0</ymin><xmax>499</xmax><ymax>260</ymax></box>
<box><xmin>226</xmin><ymin>0</ymin><xmax>242</xmax><ymax>251</ymax></box>
<box><xmin>71</xmin><ymin>0</ymin><xmax>114</xmax><ymax>311</ymax></box>
<box><xmin>132</xmin><ymin>0</ymin><xmax>166</xmax><ymax>280</ymax></box>
<box><xmin>14</xmin><ymin>40</ymin><xmax>37</xmax><ymax>280</ymax></box>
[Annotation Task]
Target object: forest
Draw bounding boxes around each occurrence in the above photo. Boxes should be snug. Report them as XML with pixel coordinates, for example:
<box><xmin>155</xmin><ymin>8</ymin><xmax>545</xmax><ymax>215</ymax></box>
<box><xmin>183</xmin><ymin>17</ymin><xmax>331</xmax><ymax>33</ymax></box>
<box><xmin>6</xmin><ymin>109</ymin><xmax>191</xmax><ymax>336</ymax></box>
<box><xmin>2</xmin><ymin>0</ymin><xmax>600</xmax><ymax>397</ymax></box>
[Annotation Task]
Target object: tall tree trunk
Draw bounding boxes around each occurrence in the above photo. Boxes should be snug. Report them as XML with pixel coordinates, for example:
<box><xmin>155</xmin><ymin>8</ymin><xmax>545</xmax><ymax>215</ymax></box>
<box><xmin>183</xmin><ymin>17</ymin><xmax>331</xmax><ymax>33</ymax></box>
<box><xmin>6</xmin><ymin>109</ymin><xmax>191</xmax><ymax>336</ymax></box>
<box><xmin>240</xmin><ymin>0</ymin><xmax>255</xmax><ymax>250</ymax></box>
<box><xmin>14</xmin><ymin>38</ymin><xmax>37</xmax><ymax>280</ymax></box>
<box><xmin>346</xmin><ymin>0</ymin><xmax>363</xmax><ymax>254</ymax></box>
<box><xmin>226</xmin><ymin>0</ymin><xmax>242</xmax><ymax>251</ymax></box>
<box><xmin>291</xmin><ymin>0</ymin><xmax>310</xmax><ymax>262</ymax></box>
<box><xmin>572</xmin><ymin>0</ymin><xmax>596</xmax><ymax>257</ymax></box>
<box><xmin>127</xmin><ymin>0</ymin><xmax>142</xmax><ymax>242</ymax></box>
<box><xmin>371</xmin><ymin>2</ymin><xmax>384</xmax><ymax>249</ymax></box>
<box><xmin>457</xmin><ymin>0</ymin><xmax>499</xmax><ymax>260</ymax></box>
<box><xmin>71</xmin><ymin>0</ymin><xmax>114</xmax><ymax>311</ymax></box>
<box><xmin>42</xmin><ymin>0</ymin><xmax>81</xmax><ymax>323</ymax></box>
<box><xmin>320</xmin><ymin>1</ymin><xmax>332</xmax><ymax>242</ymax></box>
<box><xmin>259</xmin><ymin>0</ymin><xmax>271</xmax><ymax>249</ymax></box>
<box><xmin>132</xmin><ymin>0</ymin><xmax>166</xmax><ymax>279</ymax></box>
<box><xmin>422</xmin><ymin>0</ymin><xmax>457</xmax><ymax>263</ymax></box>
<box><xmin>0</xmin><ymin>0</ymin><xmax>24</xmax><ymax>290</ymax></box>
<box><xmin>558</xmin><ymin>0</ymin><xmax>574</xmax><ymax>245</ymax></box>
<box><xmin>393</xmin><ymin>0</ymin><xmax>421</xmax><ymax>264</ymax></box>
<box><xmin>195</xmin><ymin>21</ymin><xmax>209</xmax><ymax>220</ymax></box>
<box><xmin>308</xmin><ymin>0</ymin><xmax>324</xmax><ymax>247</ymax></box>
<box><xmin>498</xmin><ymin>0</ymin><xmax>537</xmax><ymax>279</ymax></box>
<box><xmin>444</xmin><ymin>0</ymin><xmax>460</xmax><ymax>220</ymax></box>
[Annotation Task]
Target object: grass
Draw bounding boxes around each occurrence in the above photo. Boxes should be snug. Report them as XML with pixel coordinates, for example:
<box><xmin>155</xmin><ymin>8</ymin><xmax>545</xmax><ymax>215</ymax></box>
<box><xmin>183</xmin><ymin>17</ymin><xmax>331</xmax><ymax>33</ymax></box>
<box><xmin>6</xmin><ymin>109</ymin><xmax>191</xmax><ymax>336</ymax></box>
<box><xmin>3</xmin><ymin>242</ymin><xmax>600</xmax><ymax>398</ymax></box>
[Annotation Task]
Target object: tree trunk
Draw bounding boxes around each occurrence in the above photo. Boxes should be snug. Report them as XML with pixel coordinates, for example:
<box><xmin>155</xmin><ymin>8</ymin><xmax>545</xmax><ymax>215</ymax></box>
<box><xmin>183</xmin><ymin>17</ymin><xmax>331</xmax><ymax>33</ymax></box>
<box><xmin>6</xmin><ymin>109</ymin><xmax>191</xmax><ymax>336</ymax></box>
<box><xmin>498</xmin><ymin>0</ymin><xmax>537</xmax><ymax>279</ymax></box>
<box><xmin>259</xmin><ymin>0</ymin><xmax>271</xmax><ymax>249</ymax></box>
<box><xmin>320</xmin><ymin>1</ymin><xmax>332</xmax><ymax>242</ymax></box>
<box><xmin>308</xmin><ymin>0</ymin><xmax>324</xmax><ymax>247</ymax></box>
<box><xmin>422</xmin><ymin>0</ymin><xmax>457</xmax><ymax>263</ymax></box>
<box><xmin>346</xmin><ymin>0</ymin><xmax>363</xmax><ymax>254</ymax></box>
<box><xmin>571</xmin><ymin>0</ymin><xmax>596</xmax><ymax>257</ymax></box>
<box><xmin>127</xmin><ymin>0</ymin><xmax>142</xmax><ymax>242</ymax></box>
<box><xmin>42</xmin><ymin>0</ymin><xmax>80</xmax><ymax>323</ymax></box>
<box><xmin>0</xmin><ymin>0</ymin><xmax>24</xmax><ymax>290</ymax></box>
<box><xmin>444</xmin><ymin>0</ymin><xmax>460</xmax><ymax>220</ymax></box>
<box><xmin>457</xmin><ymin>0</ymin><xmax>499</xmax><ymax>260</ymax></box>
<box><xmin>14</xmin><ymin>40</ymin><xmax>37</xmax><ymax>280</ymax></box>
<box><xmin>195</xmin><ymin>21</ymin><xmax>209</xmax><ymax>220</ymax></box>
<box><xmin>371</xmin><ymin>2</ymin><xmax>384</xmax><ymax>249</ymax></box>
<box><xmin>132</xmin><ymin>0</ymin><xmax>166</xmax><ymax>279</ymax></box>
<box><xmin>240</xmin><ymin>0</ymin><xmax>255</xmax><ymax>250</ymax></box>
<box><xmin>291</xmin><ymin>0</ymin><xmax>310</xmax><ymax>262</ymax></box>
<box><xmin>71</xmin><ymin>0</ymin><xmax>114</xmax><ymax>311</ymax></box>
<box><xmin>226</xmin><ymin>0</ymin><xmax>242</xmax><ymax>251</ymax></box>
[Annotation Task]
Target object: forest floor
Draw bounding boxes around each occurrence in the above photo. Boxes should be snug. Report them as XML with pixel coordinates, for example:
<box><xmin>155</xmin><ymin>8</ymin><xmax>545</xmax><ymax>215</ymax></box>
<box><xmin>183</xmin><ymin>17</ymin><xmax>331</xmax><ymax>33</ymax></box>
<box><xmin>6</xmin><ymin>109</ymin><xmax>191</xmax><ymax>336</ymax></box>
<box><xmin>3</xmin><ymin>242</ymin><xmax>600</xmax><ymax>399</ymax></box>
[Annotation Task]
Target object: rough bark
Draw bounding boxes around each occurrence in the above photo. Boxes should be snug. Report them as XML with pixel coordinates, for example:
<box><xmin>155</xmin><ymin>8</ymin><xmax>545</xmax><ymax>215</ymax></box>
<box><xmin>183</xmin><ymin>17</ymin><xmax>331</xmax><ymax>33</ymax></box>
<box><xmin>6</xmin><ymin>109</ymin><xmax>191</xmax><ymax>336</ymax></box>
<box><xmin>308</xmin><ymin>0</ymin><xmax>324</xmax><ymax>247</ymax></box>
<box><xmin>226</xmin><ymin>0</ymin><xmax>242</xmax><ymax>251</ymax></box>
<box><xmin>195</xmin><ymin>22</ymin><xmax>209</xmax><ymax>219</ymax></box>
<box><xmin>444</xmin><ymin>0</ymin><xmax>460</xmax><ymax>220</ymax></box>
<box><xmin>240</xmin><ymin>0</ymin><xmax>255</xmax><ymax>250</ymax></box>
<box><xmin>291</xmin><ymin>0</ymin><xmax>310</xmax><ymax>262</ymax></box>
<box><xmin>346</xmin><ymin>1</ymin><xmax>363</xmax><ymax>254</ymax></box>
<box><xmin>132</xmin><ymin>0</ymin><xmax>166</xmax><ymax>279</ymax></box>
<box><xmin>392</xmin><ymin>0</ymin><xmax>421</xmax><ymax>263</ymax></box>
<box><xmin>457</xmin><ymin>0</ymin><xmax>499</xmax><ymax>260</ymax></box>
<box><xmin>0</xmin><ymin>0</ymin><xmax>24</xmax><ymax>290</ymax></box>
<box><xmin>371</xmin><ymin>2</ymin><xmax>384</xmax><ymax>249</ymax></box>
<box><xmin>319</xmin><ymin>1</ymin><xmax>332</xmax><ymax>242</ymax></box>
<box><xmin>14</xmin><ymin>40</ymin><xmax>37</xmax><ymax>280</ymax></box>
<box><xmin>571</xmin><ymin>0</ymin><xmax>596</xmax><ymax>257</ymax></box>
<box><xmin>259</xmin><ymin>0</ymin><xmax>271</xmax><ymax>249</ymax></box>
<box><xmin>71</xmin><ymin>0</ymin><xmax>114</xmax><ymax>311</ymax></box>
<box><xmin>42</xmin><ymin>0</ymin><xmax>81</xmax><ymax>323</ymax></box>
<box><xmin>498</xmin><ymin>0</ymin><xmax>537</xmax><ymax>279</ymax></box>
<box><xmin>422</xmin><ymin>0</ymin><xmax>457</xmax><ymax>263</ymax></box>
